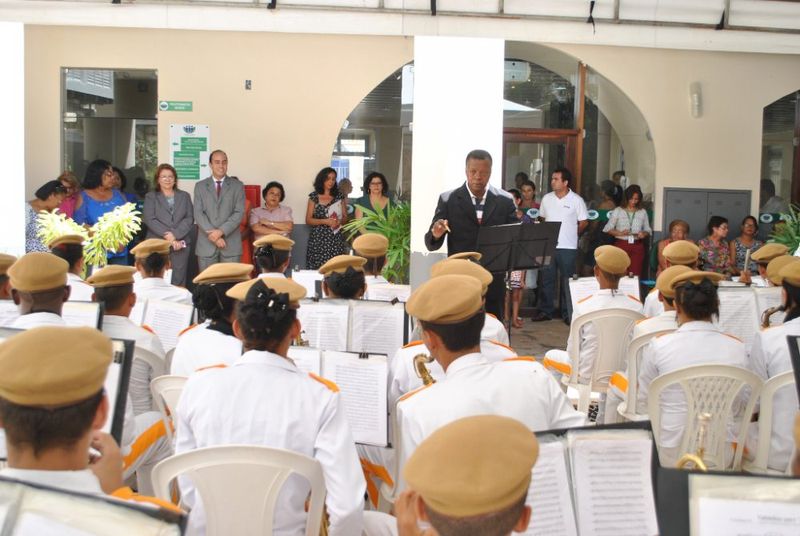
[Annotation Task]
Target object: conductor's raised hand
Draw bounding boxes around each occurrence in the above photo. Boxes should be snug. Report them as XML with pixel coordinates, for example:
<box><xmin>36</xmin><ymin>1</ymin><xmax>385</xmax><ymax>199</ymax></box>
<box><xmin>431</xmin><ymin>219</ymin><xmax>450</xmax><ymax>240</ymax></box>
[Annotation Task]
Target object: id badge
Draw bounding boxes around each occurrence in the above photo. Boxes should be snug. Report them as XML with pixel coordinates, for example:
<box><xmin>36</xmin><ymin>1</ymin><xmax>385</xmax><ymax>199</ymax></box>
<box><xmin>628</xmin><ymin>235</ymin><xmax>635</xmax><ymax>244</ymax></box>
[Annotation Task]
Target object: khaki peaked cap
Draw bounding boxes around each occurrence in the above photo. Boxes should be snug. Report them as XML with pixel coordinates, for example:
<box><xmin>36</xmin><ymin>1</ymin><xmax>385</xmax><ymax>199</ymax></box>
<box><xmin>670</xmin><ymin>270</ymin><xmax>724</xmax><ymax>290</ymax></box>
<box><xmin>594</xmin><ymin>245</ymin><xmax>630</xmax><ymax>275</ymax></box>
<box><xmin>193</xmin><ymin>263</ymin><xmax>253</xmax><ymax>285</ymax></box>
<box><xmin>131</xmin><ymin>239</ymin><xmax>171</xmax><ymax>258</ymax></box>
<box><xmin>448</xmin><ymin>251</ymin><xmax>482</xmax><ymax>262</ymax></box>
<box><xmin>352</xmin><ymin>233</ymin><xmax>388</xmax><ymax>257</ymax></box>
<box><xmin>778</xmin><ymin>261</ymin><xmax>800</xmax><ymax>287</ymax></box>
<box><xmin>0</xmin><ymin>254</ymin><xmax>17</xmax><ymax>276</ymax></box>
<box><xmin>87</xmin><ymin>265</ymin><xmax>136</xmax><ymax>288</ymax></box>
<box><xmin>767</xmin><ymin>255</ymin><xmax>800</xmax><ymax>286</ymax></box>
<box><xmin>430</xmin><ymin>258</ymin><xmax>492</xmax><ymax>295</ymax></box>
<box><xmin>663</xmin><ymin>240</ymin><xmax>699</xmax><ymax>266</ymax></box>
<box><xmin>253</xmin><ymin>234</ymin><xmax>295</xmax><ymax>251</ymax></box>
<box><xmin>318</xmin><ymin>255</ymin><xmax>366</xmax><ymax>276</ymax></box>
<box><xmin>751</xmin><ymin>243</ymin><xmax>789</xmax><ymax>264</ymax></box>
<box><xmin>8</xmin><ymin>253</ymin><xmax>68</xmax><ymax>292</ymax></box>
<box><xmin>406</xmin><ymin>274</ymin><xmax>483</xmax><ymax>324</ymax></box>
<box><xmin>226</xmin><ymin>277</ymin><xmax>306</xmax><ymax>306</ymax></box>
<box><xmin>47</xmin><ymin>234</ymin><xmax>84</xmax><ymax>249</ymax></box>
<box><xmin>656</xmin><ymin>265</ymin><xmax>692</xmax><ymax>299</ymax></box>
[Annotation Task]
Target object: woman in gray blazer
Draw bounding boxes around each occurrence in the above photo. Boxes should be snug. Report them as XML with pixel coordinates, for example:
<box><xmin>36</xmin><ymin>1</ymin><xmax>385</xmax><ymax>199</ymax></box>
<box><xmin>143</xmin><ymin>164</ymin><xmax>194</xmax><ymax>286</ymax></box>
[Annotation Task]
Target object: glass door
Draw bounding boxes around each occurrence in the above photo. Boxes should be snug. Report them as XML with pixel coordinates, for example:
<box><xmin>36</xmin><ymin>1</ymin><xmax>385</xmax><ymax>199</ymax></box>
<box><xmin>502</xmin><ymin>128</ymin><xmax>577</xmax><ymax>199</ymax></box>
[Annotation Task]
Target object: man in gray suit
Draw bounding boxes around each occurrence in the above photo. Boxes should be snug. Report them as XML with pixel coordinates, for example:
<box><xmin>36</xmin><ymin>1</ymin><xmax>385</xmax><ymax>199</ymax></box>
<box><xmin>193</xmin><ymin>150</ymin><xmax>246</xmax><ymax>270</ymax></box>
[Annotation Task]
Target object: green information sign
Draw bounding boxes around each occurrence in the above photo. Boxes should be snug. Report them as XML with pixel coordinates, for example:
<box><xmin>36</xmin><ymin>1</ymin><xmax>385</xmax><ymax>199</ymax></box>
<box><xmin>159</xmin><ymin>100</ymin><xmax>193</xmax><ymax>112</ymax></box>
<box><xmin>169</xmin><ymin>124</ymin><xmax>209</xmax><ymax>180</ymax></box>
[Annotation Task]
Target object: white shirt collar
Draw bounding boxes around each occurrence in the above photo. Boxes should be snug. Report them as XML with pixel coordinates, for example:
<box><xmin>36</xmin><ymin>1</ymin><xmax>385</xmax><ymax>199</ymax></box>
<box><xmin>236</xmin><ymin>349</ymin><xmax>299</xmax><ymax>373</ymax></box>
<box><xmin>257</xmin><ymin>272</ymin><xmax>287</xmax><ymax>279</ymax></box>
<box><xmin>0</xmin><ymin>468</ymin><xmax>103</xmax><ymax>495</ymax></box>
<box><xmin>444</xmin><ymin>352</ymin><xmax>488</xmax><ymax>376</ymax></box>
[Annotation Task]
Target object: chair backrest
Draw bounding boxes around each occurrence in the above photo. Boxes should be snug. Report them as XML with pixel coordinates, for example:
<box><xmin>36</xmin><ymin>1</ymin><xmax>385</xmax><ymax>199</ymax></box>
<box><xmin>150</xmin><ymin>375</ymin><xmax>187</xmax><ymax>443</ymax></box>
<box><xmin>567</xmin><ymin>307</ymin><xmax>645</xmax><ymax>389</ymax></box>
<box><xmin>625</xmin><ymin>328</ymin><xmax>676</xmax><ymax>408</ymax></box>
<box><xmin>750</xmin><ymin>370</ymin><xmax>796</xmax><ymax>473</ymax></box>
<box><xmin>151</xmin><ymin>445</ymin><xmax>326</xmax><ymax>536</ymax></box>
<box><xmin>135</xmin><ymin>347</ymin><xmax>166</xmax><ymax>378</ymax></box>
<box><xmin>647</xmin><ymin>364</ymin><xmax>762</xmax><ymax>471</ymax></box>
<box><xmin>164</xmin><ymin>347</ymin><xmax>176</xmax><ymax>372</ymax></box>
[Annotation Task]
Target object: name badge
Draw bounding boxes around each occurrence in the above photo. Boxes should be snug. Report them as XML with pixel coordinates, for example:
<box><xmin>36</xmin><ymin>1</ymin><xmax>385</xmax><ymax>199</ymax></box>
<box><xmin>628</xmin><ymin>235</ymin><xmax>635</xmax><ymax>244</ymax></box>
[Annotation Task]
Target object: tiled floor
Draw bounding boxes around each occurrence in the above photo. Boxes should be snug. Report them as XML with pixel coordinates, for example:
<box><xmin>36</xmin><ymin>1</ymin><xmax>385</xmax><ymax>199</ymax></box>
<box><xmin>509</xmin><ymin>317</ymin><xmax>570</xmax><ymax>357</ymax></box>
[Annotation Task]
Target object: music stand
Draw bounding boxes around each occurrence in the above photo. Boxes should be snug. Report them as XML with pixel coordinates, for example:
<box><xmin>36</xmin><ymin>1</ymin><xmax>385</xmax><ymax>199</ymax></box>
<box><xmin>477</xmin><ymin>222</ymin><xmax>561</xmax><ymax>336</ymax></box>
<box><xmin>786</xmin><ymin>335</ymin><xmax>800</xmax><ymax>403</ymax></box>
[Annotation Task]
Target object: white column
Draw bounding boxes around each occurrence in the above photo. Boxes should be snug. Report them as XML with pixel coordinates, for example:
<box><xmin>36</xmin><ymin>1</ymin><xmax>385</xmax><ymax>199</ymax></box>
<box><xmin>0</xmin><ymin>22</ymin><xmax>26</xmax><ymax>256</ymax></box>
<box><xmin>409</xmin><ymin>36</ymin><xmax>504</xmax><ymax>288</ymax></box>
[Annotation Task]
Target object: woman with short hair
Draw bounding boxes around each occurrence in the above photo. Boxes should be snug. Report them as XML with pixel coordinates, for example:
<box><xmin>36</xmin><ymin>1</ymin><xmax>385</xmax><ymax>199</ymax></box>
<box><xmin>26</xmin><ymin>180</ymin><xmax>67</xmax><ymax>252</ymax></box>
<box><xmin>729</xmin><ymin>215</ymin><xmax>763</xmax><ymax>277</ymax></box>
<box><xmin>354</xmin><ymin>172</ymin><xmax>392</xmax><ymax>225</ymax></box>
<box><xmin>697</xmin><ymin>215</ymin><xmax>733</xmax><ymax>276</ymax></box>
<box><xmin>250</xmin><ymin>181</ymin><xmax>293</xmax><ymax>240</ymax></box>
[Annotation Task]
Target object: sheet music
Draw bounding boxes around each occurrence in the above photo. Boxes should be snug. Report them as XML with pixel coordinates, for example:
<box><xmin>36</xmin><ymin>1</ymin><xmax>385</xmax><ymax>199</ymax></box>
<box><xmin>569</xmin><ymin>435</ymin><xmax>658</xmax><ymax>536</ymax></box>
<box><xmin>569</xmin><ymin>276</ymin><xmax>640</xmax><ymax>310</ymax></box>
<box><xmin>296</xmin><ymin>300</ymin><xmax>349</xmax><ymax>351</ymax></box>
<box><xmin>716</xmin><ymin>289</ymin><xmax>759</xmax><ymax>352</ymax></box>
<box><xmin>0</xmin><ymin>301</ymin><xmax>18</xmax><ymax>327</ymax></box>
<box><xmin>129</xmin><ymin>299</ymin><xmax>146</xmax><ymax>326</ymax></box>
<box><xmin>103</xmin><ymin>361</ymin><xmax>122</xmax><ymax>437</ymax></box>
<box><xmin>291</xmin><ymin>271</ymin><xmax>324</xmax><ymax>299</ymax></box>
<box><xmin>523</xmin><ymin>441</ymin><xmax>578</xmax><ymax>536</ymax></box>
<box><xmin>695</xmin><ymin>498</ymin><xmax>800</xmax><ymax>535</ymax></box>
<box><xmin>349</xmin><ymin>301</ymin><xmax>404</xmax><ymax>356</ymax></box>
<box><xmin>287</xmin><ymin>347</ymin><xmax>322</xmax><ymax>376</ymax></box>
<box><xmin>142</xmin><ymin>300</ymin><xmax>194</xmax><ymax>352</ymax></box>
<box><xmin>753</xmin><ymin>286</ymin><xmax>785</xmax><ymax>325</ymax></box>
<box><xmin>322</xmin><ymin>352</ymin><xmax>388</xmax><ymax>446</ymax></box>
<box><xmin>366</xmin><ymin>283</ymin><xmax>411</xmax><ymax>303</ymax></box>
<box><xmin>62</xmin><ymin>301</ymin><xmax>100</xmax><ymax>328</ymax></box>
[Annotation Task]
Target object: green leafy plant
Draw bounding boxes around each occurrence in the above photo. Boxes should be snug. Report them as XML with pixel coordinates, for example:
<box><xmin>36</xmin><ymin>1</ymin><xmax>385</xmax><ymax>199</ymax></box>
<box><xmin>37</xmin><ymin>203</ymin><xmax>142</xmax><ymax>267</ymax></box>
<box><xmin>767</xmin><ymin>204</ymin><xmax>800</xmax><ymax>254</ymax></box>
<box><xmin>342</xmin><ymin>202</ymin><xmax>411</xmax><ymax>284</ymax></box>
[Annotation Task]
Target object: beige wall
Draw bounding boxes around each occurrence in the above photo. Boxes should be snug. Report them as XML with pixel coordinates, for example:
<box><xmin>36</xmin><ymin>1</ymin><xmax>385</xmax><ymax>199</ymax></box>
<box><xmin>25</xmin><ymin>25</ymin><xmax>413</xmax><ymax>218</ymax></box>
<box><xmin>552</xmin><ymin>44</ymin><xmax>800</xmax><ymax>229</ymax></box>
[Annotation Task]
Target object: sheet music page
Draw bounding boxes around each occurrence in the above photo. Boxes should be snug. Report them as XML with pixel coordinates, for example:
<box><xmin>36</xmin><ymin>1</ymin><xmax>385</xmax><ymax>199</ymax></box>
<box><xmin>754</xmin><ymin>287</ymin><xmax>785</xmax><ymax>325</ymax></box>
<box><xmin>322</xmin><ymin>352</ymin><xmax>388</xmax><ymax>446</ymax></box>
<box><xmin>287</xmin><ymin>347</ymin><xmax>322</xmax><ymax>376</ymax></box>
<box><xmin>568</xmin><ymin>278</ymin><xmax>599</xmax><ymax>310</ymax></box>
<box><xmin>129</xmin><ymin>299</ymin><xmax>146</xmax><ymax>326</ymax></box>
<box><xmin>366</xmin><ymin>283</ymin><xmax>411</xmax><ymax>303</ymax></box>
<box><xmin>291</xmin><ymin>271</ymin><xmax>324</xmax><ymax>299</ymax></box>
<box><xmin>0</xmin><ymin>301</ymin><xmax>19</xmax><ymax>327</ymax></box>
<box><xmin>62</xmin><ymin>301</ymin><xmax>100</xmax><ymax>328</ymax></box>
<box><xmin>569</xmin><ymin>434</ymin><xmax>658</xmax><ymax>536</ymax></box>
<box><xmin>296</xmin><ymin>300</ymin><xmax>349</xmax><ymax>351</ymax></box>
<box><xmin>522</xmin><ymin>440</ymin><xmax>578</xmax><ymax>536</ymax></box>
<box><xmin>619</xmin><ymin>276</ymin><xmax>641</xmax><ymax>301</ymax></box>
<box><xmin>103</xmin><ymin>362</ymin><xmax>121</xmax><ymax>436</ymax></box>
<box><xmin>349</xmin><ymin>301</ymin><xmax>404</xmax><ymax>356</ymax></box>
<box><xmin>716</xmin><ymin>289</ymin><xmax>759</xmax><ymax>352</ymax></box>
<box><xmin>142</xmin><ymin>300</ymin><xmax>194</xmax><ymax>352</ymax></box>
<box><xmin>695</xmin><ymin>498</ymin><xmax>800</xmax><ymax>536</ymax></box>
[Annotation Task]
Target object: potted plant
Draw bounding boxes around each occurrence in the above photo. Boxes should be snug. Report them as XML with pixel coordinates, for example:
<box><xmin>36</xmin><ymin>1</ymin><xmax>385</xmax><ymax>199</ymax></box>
<box><xmin>767</xmin><ymin>204</ymin><xmax>800</xmax><ymax>255</ymax></box>
<box><xmin>342</xmin><ymin>202</ymin><xmax>411</xmax><ymax>283</ymax></box>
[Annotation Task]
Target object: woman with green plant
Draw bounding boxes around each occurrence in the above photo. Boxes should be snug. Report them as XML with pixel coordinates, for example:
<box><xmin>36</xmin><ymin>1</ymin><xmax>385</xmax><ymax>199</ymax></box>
<box><xmin>342</xmin><ymin>201</ymin><xmax>410</xmax><ymax>284</ymax></box>
<box><xmin>354</xmin><ymin>172</ymin><xmax>392</xmax><ymax>231</ymax></box>
<box><xmin>26</xmin><ymin>180</ymin><xmax>67</xmax><ymax>252</ymax></box>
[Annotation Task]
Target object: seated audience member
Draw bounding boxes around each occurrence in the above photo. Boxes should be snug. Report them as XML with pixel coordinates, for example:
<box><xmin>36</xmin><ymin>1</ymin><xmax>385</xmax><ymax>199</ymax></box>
<box><xmin>637</xmin><ymin>270</ymin><xmax>747</xmax><ymax>467</ymax></box>
<box><xmin>87</xmin><ymin>265</ymin><xmax>166</xmax><ymax>415</ymax></box>
<box><xmin>319</xmin><ymin>255</ymin><xmax>368</xmax><ymax>299</ymax></box>
<box><xmin>176</xmin><ymin>278</ymin><xmax>366</xmax><ymax>535</ymax></box>
<box><xmin>643</xmin><ymin>240</ymin><xmax>699</xmax><ymax>317</ymax></box>
<box><xmin>738</xmin><ymin>243</ymin><xmax>789</xmax><ymax>286</ymax></box>
<box><xmin>396</xmin><ymin>415</ymin><xmax>538</xmax><ymax>536</ymax></box>
<box><xmin>656</xmin><ymin>219</ymin><xmax>690</xmax><ymax>275</ymax></box>
<box><xmin>395</xmin><ymin>275</ymin><xmax>584</xmax><ymax>492</ymax></box>
<box><xmin>170</xmin><ymin>263</ymin><xmax>251</xmax><ymax>376</ymax></box>
<box><xmin>130</xmin><ymin>239</ymin><xmax>193</xmax><ymax>305</ymax></box>
<box><xmin>0</xmin><ymin>326</ymin><xmax>180</xmax><ymax>514</ymax></box>
<box><xmin>697</xmin><ymin>216</ymin><xmax>733</xmax><ymax>276</ymax></box>
<box><xmin>543</xmin><ymin>245</ymin><xmax>643</xmax><ymax>384</ymax></box>
<box><xmin>747</xmin><ymin>261</ymin><xmax>800</xmax><ymax>472</ymax></box>
<box><xmin>430</xmin><ymin>258</ymin><xmax>509</xmax><ymax>346</ymax></box>
<box><xmin>253</xmin><ymin>234</ymin><xmax>293</xmax><ymax>278</ymax></box>
<box><xmin>0</xmin><ymin>254</ymin><xmax>17</xmax><ymax>327</ymax></box>
<box><xmin>249</xmin><ymin>181</ymin><xmax>294</xmax><ymax>240</ymax></box>
<box><xmin>8</xmin><ymin>252</ymin><xmax>70</xmax><ymax>329</ymax></box>
<box><xmin>48</xmin><ymin>234</ymin><xmax>94</xmax><ymax>302</ymax></box>
<box><xmin>353</xmin><ymin>232</ymin><xmax>388</xmax><ymax>282</ymax></box>
<box><xmin>729</xmin><ymin>216</ymin><xmax>763</xmax><ymax>277</ymax></box>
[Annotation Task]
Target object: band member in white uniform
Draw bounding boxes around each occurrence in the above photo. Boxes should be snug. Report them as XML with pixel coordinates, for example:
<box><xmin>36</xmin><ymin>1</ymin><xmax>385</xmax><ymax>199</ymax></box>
<box><xmin>637</xmin><ymin>270</ymin><xmax>747</xmax><ymax>467</ymax></box>
<box><xmin>253</xmin><ymin>234</ymin><xmax>293</xmax><ymax>279</ymax></box>
<box><xmin>320</xmin><ymin>255</ymin><xmax>368</xmax><ymax>299</ymax></box>
<box><xmin>0</xmin><ymin>253</ymin><xmax>17</xmax><ymax>327</ymax></box>
<box><xmin>176</xmin><ymin>277</ymin><xmax>367</xmax><ymax>535</ymax></box>
<box><xmin>738</xmin><ymin>242</ymin><xmax>789</xmax><ymax>286</ymax></box>
<box><xmin>170</xmin><ymin>263</ymin><xmax>252</xmax><ymax>377</ymax></box>
<box><xmin>643</xmin><ymin>240</ymin><xmax>699</xmax><ymax>317</ymax></box>
<box><xmin>747</xmin><ymin>261</ymin><xmax>800</xmax><ymax>472</ymax></box>
<box><xmin>395</xmin><ymin>275</ymin><xmax>585</xmax><ymax>493</ymax></box>
<box><xmin>48</xmin><ymin>234</ymin><xmax>94</xmax><ymax>302</ymax></box>
<box><xmin>543</xmin><ymin>245</ymin><xmax>643</xmax><ymax>384</ymax></box>
<box><xmin>353</xmin><ymin>233</ymin><xmax>389</xmax><ymax>299</ymax></box>
<box><xmin>131</xmin><ymin>239</ymin><xmax>192</xmax><ymax>305</ymax></box>
<box><xmin>8</xmin><ymin>252</ymin><xmax>71</xmax><ymax>329</ymax></box>
<box><xmin>87</xmin><ymin>265</ymin><xmax>166</xmax><ymax>415</ymax></box>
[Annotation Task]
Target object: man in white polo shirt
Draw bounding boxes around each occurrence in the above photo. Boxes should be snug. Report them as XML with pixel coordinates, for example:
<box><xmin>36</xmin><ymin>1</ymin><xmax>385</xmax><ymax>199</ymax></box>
<box><xmin>533</xmin><ymin>167</ymin><xmax>588</xmax><ymax>324</ymax></box>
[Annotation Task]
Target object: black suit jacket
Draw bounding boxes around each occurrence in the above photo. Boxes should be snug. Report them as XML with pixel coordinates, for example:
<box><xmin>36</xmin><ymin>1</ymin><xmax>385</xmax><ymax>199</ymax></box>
<box><xmin>424</xmin><ymin>183</ymin><xmax>518</xmax><ymax>255</ymax></box>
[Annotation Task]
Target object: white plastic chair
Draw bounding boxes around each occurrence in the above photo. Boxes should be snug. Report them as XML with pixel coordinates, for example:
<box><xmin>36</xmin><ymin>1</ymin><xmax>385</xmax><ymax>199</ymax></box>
<box><xmin>563</xmin><ymin>308</ymin><xmax>645</xmax><ymax>414</ymax></box>
<box><xmin>164</xmin><ymin>347</ymin><xmax>176</xmax><ymax>372</ymax></box>
<box><xmin>616</xmin><ymin>328</ymin><xmax>676</xmax><ymax>422</ymax></box>
<box><xmin>135</xmin><ymin>347</ymin><xmax>166</xmax><ymax>379</ymax></box>
<box><xmin>150</xmin><ymin>375</ymin><xmax>188</xmax><ymax>443</ymax></box>
<box><xmin>647</xmin><ymin>364</ymin><xmax>762</xmax><ymax>471</ymax></box>
<box><xmin>151</xmin><ymin>445</ymin><xmax>326</xmax><ymax>536</ymax></box>
<box><xmin>743</xmin><ymin>371</ymin><xmax>796</xmax><ymax>474</ymax></box>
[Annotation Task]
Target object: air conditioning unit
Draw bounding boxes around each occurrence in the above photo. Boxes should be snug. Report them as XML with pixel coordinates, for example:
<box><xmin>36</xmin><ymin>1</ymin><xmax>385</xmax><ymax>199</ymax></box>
<box><xmin>504</xmin><ymin>60</ymin><xmax>530</xmax><ymax>83</ymax></box>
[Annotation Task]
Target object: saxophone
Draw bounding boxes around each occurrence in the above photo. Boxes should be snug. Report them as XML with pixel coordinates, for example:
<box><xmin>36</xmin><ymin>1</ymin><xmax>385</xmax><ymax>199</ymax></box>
<box><xmin>294</xmin><ymin>330</ymin><xmax>309</xmax><ymax>347</ymax></box>
<box><xmin>761</xmin><ymin>305</ymin><xmax>785</xmax><ymax>328</ymax></box>
<box><xmin>413</xmin><ymin>354</ymin><xmax>437</xmax><ymax>386</ymax></box>
<box><xmin>676</xmin><ymin>412</ymin><xmax>711</xmax><ymax>471</ymax></box>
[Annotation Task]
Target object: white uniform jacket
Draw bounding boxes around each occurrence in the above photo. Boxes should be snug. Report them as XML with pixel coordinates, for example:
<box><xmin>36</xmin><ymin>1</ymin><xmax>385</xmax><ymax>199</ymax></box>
<box><xmin>748</xmin><ymin>317</ymin><xmax>800</xmax><ymax>471</ymax></box>
<box><xmin>482</xmin><ymin>313</ymin><xmax>510</xmax><ymax>346</ymax></box>
<box><xmin>388</xmin><ymin>339</ymin><xmax>516</xmax><ymax>408</ymax></box>
<box><xmin>395</xmin><ymin>353</ymin><xmax>586</xmax><ymax>492</ymax></box>
<box><xmin>134</xmin><ymin>277</ymin><xmax>193</xmax><ymax>306</ymax></box>
<box><xmin>176</xmin><ymin>350</ymin><xmax>365</xmax><ymax>536</ymax></box>
<box><xmin>257</xmin><ymin>272</ymin><xmax>287</xmax><ymax>279</ymax></box>
<box><xmin>10</xmin><ymin>312</ymin><xmax>66</xmax><ymax>329</ymax></box>
<box><xmin>170</xmin><ymin>322</ymin><xmax>242</xmax><ymax>377</ymax></box>
<box><xmin>632</xmin><ymin>310</ymin><xmax>678</xmax><ymax>339</ymax></box>
<box><xmin>642</xmin><ymin>288</ymin><xmax>664</xmax><ymax>318</ymax></box>
<box><xmin>67</xmin><ymin>273</ymin><xmax>95</xmax><ymax>302</ymax></box>
<box><xmin>637</xmin><ymin>321</ymin><xmax>748</xmax><ymax>450</ymax></box>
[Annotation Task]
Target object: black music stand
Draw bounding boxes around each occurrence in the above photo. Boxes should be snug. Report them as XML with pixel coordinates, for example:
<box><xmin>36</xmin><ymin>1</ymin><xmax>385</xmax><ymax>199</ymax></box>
<box><xmin>476</xmin><ymin>222</ymin><xmax>561</xmax><ymax>336</ymax></box>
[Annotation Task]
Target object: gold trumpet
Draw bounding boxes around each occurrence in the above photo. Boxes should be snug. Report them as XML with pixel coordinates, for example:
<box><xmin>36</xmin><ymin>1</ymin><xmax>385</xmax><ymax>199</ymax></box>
<box><xmin>413</xmin><ymin>354</ymin><xmax>437</xmax><ymax>386</ymax></box>
<box><xmin>676</xmin><ymin>412</ymin><xmax>711</xmax><ymax>472</ymax></box>
<box><xmin>761</xmin><ymin>305</ymin><xmax>785</xmax><ymax>328</ymax></box>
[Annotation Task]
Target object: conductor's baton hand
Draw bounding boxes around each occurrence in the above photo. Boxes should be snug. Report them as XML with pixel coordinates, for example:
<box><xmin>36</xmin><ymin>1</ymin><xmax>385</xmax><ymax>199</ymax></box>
<box><xmin>431</xmin><ymin>219</ymin><xmax>450</xmax><ymax>239</ymax></box>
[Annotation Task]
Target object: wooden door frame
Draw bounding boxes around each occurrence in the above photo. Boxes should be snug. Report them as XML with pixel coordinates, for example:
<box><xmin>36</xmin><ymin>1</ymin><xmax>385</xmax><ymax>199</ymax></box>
<box><xmin>502</xmin><ymin>128</ymin><xmax>579</xmax><ymax>190</ymax></box>
<box><xmin>792</xmin><ymin>90</ymin><xmax>800</xmax><ymax>205</ymax></box>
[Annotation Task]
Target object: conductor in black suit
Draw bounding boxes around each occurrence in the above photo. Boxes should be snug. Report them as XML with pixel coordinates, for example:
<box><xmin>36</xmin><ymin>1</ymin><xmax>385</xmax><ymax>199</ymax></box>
<box><xmin>424</xmin><ymin>149</ymin><xmax>518</xmax><ymax>320</ymax></box>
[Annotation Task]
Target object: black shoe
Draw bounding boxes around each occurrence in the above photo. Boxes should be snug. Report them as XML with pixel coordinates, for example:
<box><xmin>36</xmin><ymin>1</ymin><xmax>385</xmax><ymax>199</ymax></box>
<box><xmin>530</xmin><ymin>312</ymin><xmax>552</xmax><ymax>322</ymax></box>
<box><xmin>563</xmin><ymin>318</ymin><xmax>570</xmax><ymax>326</ymax></box>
